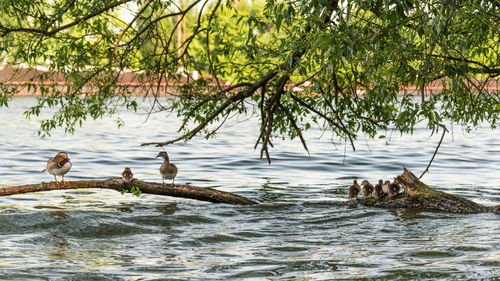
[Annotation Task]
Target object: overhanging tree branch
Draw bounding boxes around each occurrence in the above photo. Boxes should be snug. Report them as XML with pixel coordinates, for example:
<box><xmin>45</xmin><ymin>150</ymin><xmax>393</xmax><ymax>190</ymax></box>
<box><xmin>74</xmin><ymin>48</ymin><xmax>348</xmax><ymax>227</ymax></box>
<box><xmin>140</xmin><ymin>69</ymin><xmax>278</xmax><ymax>147</ymax></box>
<box><xmin>1</xmin><ymin>0</ymin><xmax>134</xmax><ymax>37</ymax></box>
<box><xmin>289</xmin><ymin>92</ymin><xmax>356</xmax><ymax>151</ymax></box>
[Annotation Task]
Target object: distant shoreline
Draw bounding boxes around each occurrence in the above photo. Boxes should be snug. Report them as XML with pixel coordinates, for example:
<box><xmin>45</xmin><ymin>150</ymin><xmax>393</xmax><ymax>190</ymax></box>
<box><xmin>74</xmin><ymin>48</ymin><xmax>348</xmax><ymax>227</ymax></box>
<box><xmin>1</xmin><ymin>66</ymin><xmax>498</xmax><ymax>97</ymax></box>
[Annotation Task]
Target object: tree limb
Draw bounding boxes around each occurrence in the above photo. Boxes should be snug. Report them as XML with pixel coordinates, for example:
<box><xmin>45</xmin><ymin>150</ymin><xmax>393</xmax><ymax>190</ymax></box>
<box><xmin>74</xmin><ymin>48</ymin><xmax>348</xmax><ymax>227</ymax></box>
<box><xmin>289</xmin><ymin>92</ymin><xmax>356</xmax><ymax>151</ymax></box>
<box><xmin>259</xmin><ymin>74</ymin><xmax>288</xmax><ymax>163</ymax></box>
<box><xmin>140</xmin><ymin>69</ymin><xmax>278</xmax><ymax>147</ymax></box>
<box><xmin>0</xmin><ymin>178</ymin><xmax>256</xmax><ymax>205</ymax></box>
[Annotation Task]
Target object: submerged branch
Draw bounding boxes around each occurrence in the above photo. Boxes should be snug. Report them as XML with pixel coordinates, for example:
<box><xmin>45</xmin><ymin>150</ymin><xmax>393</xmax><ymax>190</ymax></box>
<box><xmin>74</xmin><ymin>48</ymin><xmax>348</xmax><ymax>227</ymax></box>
<box><xmin>0</xmin><ymin>178</ymin><xmax>257</xmax><ymax>205</ymax></box>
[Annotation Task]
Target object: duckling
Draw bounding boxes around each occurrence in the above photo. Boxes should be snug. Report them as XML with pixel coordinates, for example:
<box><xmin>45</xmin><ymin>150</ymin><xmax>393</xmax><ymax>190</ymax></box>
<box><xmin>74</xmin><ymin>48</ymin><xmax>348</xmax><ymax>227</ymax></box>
<box><xmin>42</xmin><ymin>152</ymin><xmax>72</xmax><ymax>185</ymax></box>
<box><xmin>361</xmin><ymin>180</ymin><xmax>374</xmax><ymax>199</ymax></box>
<box><xmin>388</xmin><ymin>180</ymin><xmax>401</xmax><ymax>198</ymax></box>
<box><xmin>121</xmin><ymin>167</ymin><xmax>133</xmax><ymax>183</ymax></box>
<box><xmin>373</xmin><ymin>179</ymin><xmax>384</xmax><ymax>200</ymax></box>
<box><xmin>348</xmin><ymin>180</ymin><xmax>361</xmax><ymax>199</ymax></box>
<box><xmin>383</xmin><ymin>180</ymin><xmax>391</xmax><ymax>194</ymax></box>
<box><xmin>156</xmin><ymin>151</ymin><xmax>178</xmax><ymax>186</ymax></box>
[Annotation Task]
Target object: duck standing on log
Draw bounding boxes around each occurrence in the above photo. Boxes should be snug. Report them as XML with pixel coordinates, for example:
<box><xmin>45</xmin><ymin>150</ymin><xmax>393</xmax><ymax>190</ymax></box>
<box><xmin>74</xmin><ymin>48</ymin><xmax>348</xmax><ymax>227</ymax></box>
<box><xmin>121</xmin><ymin>167</ymin><xmax>133</xmax><ymax>183</ymax></box>
<box><xmin>383</xmin><ymin>180</ymin><xmax>391</xmax><ymax>194</ymax></box>
<box><xmin>373</xmin><ymin>179</ymin><xmax>384</xmax><ymax>199</ymax></box>
<box><xmin>361</xmin><ymin>180</ymin><xmax>374</xmax><ymax>199</ymax></box>
<box><xmin>388</xmin><ymin>181</ymin><xmax>401</xmax><ymax>198</ymax></box>
<box><xmin>42</xmin><ymin>152</ymin><xmax>72</xmax><ymax>185</ymax></box>
<box><xmin>348</xmin><ymin>180</ymin><xmax>361</xmax><ymax>199</ymax></box>
<box><xmin>157</xmin><ymin>151</ymin><xmax>178</xmax><ymax>186</ymax></box>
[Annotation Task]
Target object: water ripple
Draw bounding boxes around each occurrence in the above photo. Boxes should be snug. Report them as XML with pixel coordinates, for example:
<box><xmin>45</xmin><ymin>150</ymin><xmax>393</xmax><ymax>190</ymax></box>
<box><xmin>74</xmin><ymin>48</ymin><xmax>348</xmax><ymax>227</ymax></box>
<box><xmin>0</xmin><ymin>97</ymin><xmax>499</xmax><ymax>280</ymax></box>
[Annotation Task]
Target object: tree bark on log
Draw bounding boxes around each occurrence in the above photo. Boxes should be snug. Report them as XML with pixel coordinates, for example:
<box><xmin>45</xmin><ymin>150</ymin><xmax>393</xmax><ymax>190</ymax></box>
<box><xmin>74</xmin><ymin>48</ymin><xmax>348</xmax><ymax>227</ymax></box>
<box><xmin>0</xmin><ymin>178</ymin><xmax>257</xmax><ymax>205</ymax></box>
<box><xmin>363</xmin><ymin>168</ymin><xmax>499</xmax><ymax>214</ymax></box>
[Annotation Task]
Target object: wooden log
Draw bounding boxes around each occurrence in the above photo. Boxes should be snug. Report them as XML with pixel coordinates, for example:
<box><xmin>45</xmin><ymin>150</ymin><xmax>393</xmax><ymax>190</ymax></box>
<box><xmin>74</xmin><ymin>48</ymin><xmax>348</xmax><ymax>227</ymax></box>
<box><xmin>0</xmin><ymin>178</ymin><xmax>257</xmax><ymax>205</ymax></box>
<box><xmin>363</xmin><ymin>168</ymin><xmax>499</xmax><ymax>214</ymax></box>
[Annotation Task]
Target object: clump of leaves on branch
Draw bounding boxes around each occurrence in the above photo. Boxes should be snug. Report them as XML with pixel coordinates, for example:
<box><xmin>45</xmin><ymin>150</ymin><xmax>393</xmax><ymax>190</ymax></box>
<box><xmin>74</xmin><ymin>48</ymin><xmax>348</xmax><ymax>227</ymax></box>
<box><xmin>0</xmin><ymin>0</ymin><xmax>498</xmax><ymax>162</ymax></box>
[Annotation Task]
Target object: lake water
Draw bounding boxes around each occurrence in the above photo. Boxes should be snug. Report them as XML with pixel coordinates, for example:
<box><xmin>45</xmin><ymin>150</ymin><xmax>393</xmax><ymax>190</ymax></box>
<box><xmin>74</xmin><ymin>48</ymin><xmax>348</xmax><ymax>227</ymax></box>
<box><xmin>0</xmin><ymin>97</ymin><xmax>499</xmax><ymax>280</ymax></box>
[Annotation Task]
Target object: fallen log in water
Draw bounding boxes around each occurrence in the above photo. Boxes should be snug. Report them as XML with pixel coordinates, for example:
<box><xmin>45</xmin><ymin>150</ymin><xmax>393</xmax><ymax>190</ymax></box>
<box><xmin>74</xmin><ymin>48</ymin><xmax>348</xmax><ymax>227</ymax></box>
<box><xmin>2</xmin><ymin>169</ymin><xmax>498</xmax><ymax>212</ymax></box>
<box><xmin>363</xmin><ymin>168</ymin><xmax>499</xmax><ymax>214</ymax></box>
<box><xmin>0</xmin><ymin>178</ymin><xmax>257</xmax><ymax>205</ymax></box>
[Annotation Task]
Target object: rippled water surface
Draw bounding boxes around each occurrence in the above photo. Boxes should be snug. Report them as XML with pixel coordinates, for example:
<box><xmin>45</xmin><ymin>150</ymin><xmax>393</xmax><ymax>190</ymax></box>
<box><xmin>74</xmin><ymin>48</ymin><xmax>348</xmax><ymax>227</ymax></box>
<box><xmin>1</xmin><ymin>97</ymin><xmax>499</xmax><ymax>280</ymax></box>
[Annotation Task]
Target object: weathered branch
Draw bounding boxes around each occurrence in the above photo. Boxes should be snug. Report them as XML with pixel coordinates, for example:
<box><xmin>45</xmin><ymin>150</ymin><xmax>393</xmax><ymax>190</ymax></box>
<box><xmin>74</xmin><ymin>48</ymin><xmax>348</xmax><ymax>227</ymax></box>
<box><xmin>363</xmin><ymin>168</ymin><xmax>499</xmax><ymax>214</ymax></box>
<box><xmin>0</xmin><ymin>178</ymin><xmax>257</xmax><ymax>205</ymax></box>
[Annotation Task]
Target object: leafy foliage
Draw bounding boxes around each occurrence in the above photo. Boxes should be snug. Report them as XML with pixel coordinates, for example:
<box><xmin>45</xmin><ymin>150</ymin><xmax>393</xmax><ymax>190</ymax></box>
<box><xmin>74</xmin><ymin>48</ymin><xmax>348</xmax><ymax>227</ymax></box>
<box><xmin>0</xmin><ymin>0</ymin><xmax>498</xmax><ymax>161</ymax></box>
<box><xmin>120</xmin><ymin>186</ymin><xmax>142</xmax><ymax>197</ymax></box>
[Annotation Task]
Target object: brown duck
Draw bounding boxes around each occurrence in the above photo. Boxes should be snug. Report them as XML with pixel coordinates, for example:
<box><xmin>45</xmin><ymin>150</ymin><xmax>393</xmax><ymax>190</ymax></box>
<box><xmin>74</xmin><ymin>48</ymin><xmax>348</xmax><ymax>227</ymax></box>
<box><xmin>388</xmin><ymin>180</ymin><xmax>401</xmax><ymax>198</ymax></box>
<box><xmin>157</xmin><ymin>152</ymin><xmax>178</xmax><ymax>186</ymax></box>
<box><xmin>373</xmin><ymin>179</ymin><xmax>384</xmax><ymax>199</ymax></box>
<box><xmin>348</xmin><ymin>180</ymin><xmax>361</xmax><ymax>199</ymax></box>
<box><xmin>383</xmin><ymin>180</ymin><xmax>391</xmax><ymax>194</ymax></box>
<box><xmin>121</xmin><ymin>167</ymin><xmax>133</xmax><ymax>183</ymax></box>
<box><xmin>361</xmin><ymin>180</ymin><xmax>374</xmax><ymax>199</ymax></box>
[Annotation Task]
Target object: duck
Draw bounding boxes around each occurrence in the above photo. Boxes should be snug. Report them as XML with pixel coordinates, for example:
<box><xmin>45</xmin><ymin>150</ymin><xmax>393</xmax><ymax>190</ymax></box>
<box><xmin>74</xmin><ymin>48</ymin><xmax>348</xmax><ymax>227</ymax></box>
<box><xmin>121</xmin><ymin>167</ymin><xmax>133</xmax><ymax>183</ymax></box>
<box><xmin>373</xmin><ymin>179</ymin><xmax>384</xmax><ymax>200</ymax></box>
<box><xmin>361</xmin><ymin>180</ymin><xmax>374</xmax><ymax>199</ymax></box>
<box><xmin>156</xmin><ymin>151</ymin><xmax>178</xmax><ymax>186</ymax></box>
<box><xmin>42</xmin><ymin>152</ymin><xmax>72</xmax><ymax>185</ymax></box>
<box><xmin>388</xmin><ymin>180</ymin><xmax>401</xmax><ymax>198</ymax></box>
<box><xmin>348</xmin><ymin>180</ymin><xmax>361</xmax><ymax>199</ymax></box>
<box><xmin>383</xmin><ymin>180</ymin><xmax>391</xmax><ymax>194</ymax></box>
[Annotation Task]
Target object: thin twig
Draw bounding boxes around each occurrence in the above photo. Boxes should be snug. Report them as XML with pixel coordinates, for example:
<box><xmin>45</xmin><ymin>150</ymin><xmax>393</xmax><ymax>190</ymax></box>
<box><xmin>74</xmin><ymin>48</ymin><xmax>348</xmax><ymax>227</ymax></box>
<box><xmin>205</xmin><ymin>0</ymin><xmax>223</xmax><ymax>91</ymax></box>
<box><xmin>279</xmin><ymin>103</ymin><xmax>309</xmax><ymax>154</ymax></box>
<box><xmin>420</xmin><ymin>124</ymin><xmax>448</xmax><ymax>179</ymax></box>
<box><xmin>260</xmin><ymin>74</ymin><xmax>289</xmax><ymax>163</ymax></box>
<box><xmin>289</xmin><ymin>92</ymin><xmax>356</xmax><ymax>151</ymax></box>
<box><xmin>254</xmin><ymin>86</ymin><xmax>267</xmax><ymax>150</ymax></box>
